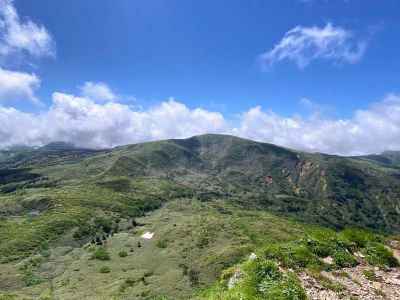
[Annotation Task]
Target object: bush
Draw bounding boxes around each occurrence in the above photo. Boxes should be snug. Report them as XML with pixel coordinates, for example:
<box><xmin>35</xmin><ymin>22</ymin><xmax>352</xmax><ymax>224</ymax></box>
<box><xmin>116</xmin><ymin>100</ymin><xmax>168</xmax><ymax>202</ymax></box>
<box><xmin>22</xmin><ymin>270</ymin><xmax>43</xmax><ymax>286</ymax></box>
<box><xmin>363</xmin><ymin>242</ymin><xmax>399</xmax><ymax>267</ymax></box>
<box><xmin>290</xmin><ymin>244</ymin><xmax>319</xmax><ymax>268</ymax></box>
<box><xmin>99</xmin><ymin>266</ymin><xmax>111</xmax><ymax>273</ymax></box>
<box><xmin>94</xmin><ymin>217</ymin><xmax>113</xmax><ymax>234</ymax></box>
<box><xmin>73</xmin><ymin>224</ymin><xmax>95</xmax><ymax>240</ymax></box>
<box><xmin>332</xmin><ymin>250</ymin><xmax>358</xmax><ymax>268</ymax></box>
<box><xmin>244</xmin><ymin>259</ymin><xmax>307</xmax><ymax>300</ymax></box>
<box><xmin>91</xmin><ymin>247</ymin><xmax>110</xmax><ymax>261</ymax></box>
<box><xmin>118</xmin><ymin>250</ymin><xmax>128</xmax><ymax>258</ymax></box>
<box><xmin>338</xmin><ymin>228</ymin><xmax>377</xmax><ymax>249</ymax></box>
<box><xmin>156</xmin><ymin>239</ymin><xmax>168</xmax><ymax>249</ymax></box>
<box><xmin>259</xmin><ymin>272</ymin><xmax>307</xmax><ymax>300</ymax></box>
<box><xmin>306</xmin><ymin>238</ymin><xmax>334</xmax><ymax>258</ymax></box>
<box><xmin>264</xmin><ymin>242</ymin><xmax>321</xmax><ymax>269</ymax></box>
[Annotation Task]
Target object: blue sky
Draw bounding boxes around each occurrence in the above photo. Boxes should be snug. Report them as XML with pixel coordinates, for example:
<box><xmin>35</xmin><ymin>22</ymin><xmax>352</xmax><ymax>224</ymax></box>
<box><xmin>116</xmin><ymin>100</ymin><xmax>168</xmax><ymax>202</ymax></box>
<box><xmin>1</xmin><ymin>0</ymin><xmax>400</xmax><ymax>155</ymax></box>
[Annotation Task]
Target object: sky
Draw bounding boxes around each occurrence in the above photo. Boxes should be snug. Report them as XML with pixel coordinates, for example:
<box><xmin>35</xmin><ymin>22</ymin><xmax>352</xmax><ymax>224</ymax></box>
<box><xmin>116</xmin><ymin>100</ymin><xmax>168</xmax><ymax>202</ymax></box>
<box><xmin>0</xmin><ymin>0</ymin><xmax>400</xmax><ymax>155</ymax></box>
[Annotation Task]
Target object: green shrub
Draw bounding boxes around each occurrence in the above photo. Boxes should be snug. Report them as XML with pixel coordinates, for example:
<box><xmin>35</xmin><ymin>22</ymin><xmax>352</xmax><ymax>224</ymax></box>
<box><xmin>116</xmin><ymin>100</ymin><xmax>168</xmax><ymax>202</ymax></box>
<box><xmin>243</xmin><ymin>259</ymin><xmax>307</xmax><ymax>300</ymax></box>
<box><xmin>332</xmin><ymin>250</ymin><xmax>358</xmax><ymax>268</ymax></box>
<box><xmin>94</xmin><ymin>217</ymin><xmax>113</xmax><ymax>234</ymax></box>
<box><xmin>73</xmin><ymin>224</ymin><xmax>95</xmax><ymax>240</ymax></box>
<box><xmin>306</xmin><ymin>238</ymin><xmax>334</xmax><ymax>258</ymax></box>
<box><xmin>338</xmin><ymin>228</ymin><xmax>377</xmax><ymax>249</ymax></box>
<box><xmin>290</xmin><ymin>244</ymin><xmax>319</xmax><ymax>268</ymax></box>
<box><xmin>264</xmin><ymin>242</ymin><xmax>321</xmax><ymax>269</ymax></box>
<box><xmin>118</xmin><ymin>250</ymin><xmax>128</xmax><ymax>258</ymax></box>
<box><xmin>363</xmin><ymin>242</ymin><xmax>399</xmax><ymax>267</ymax></box>
<box><xmin>99</xmin><ymin>266</ymin><xmax>111</xmax><ymax>273</ymax></box>
<box><xmin>91</xmin><ymin>247</ymin><xmax>110</xmax><ymax>261</ymax></box>
<box><xmin>247</xmin><ymin>259</ymin><xmax>282</xmax><ymax>284</ymax></box>
<box><xmin>156</xmin><ymin>239</ymin><xmax>168</xmax><ymax>248</ymax></box>
<box><xmin>22</xmin><ymin>270</ymin><xmax>43</xmax><ymax>286</ymax></box>
<box><xmin>119</xmin><ymin>277</ymin><xmax>137</xmax><ymax>293</ymax></box>
<box><xmin>258</xmin><ymin>272</ymin><xmax>307</xmax><ymax>300</ymax></box>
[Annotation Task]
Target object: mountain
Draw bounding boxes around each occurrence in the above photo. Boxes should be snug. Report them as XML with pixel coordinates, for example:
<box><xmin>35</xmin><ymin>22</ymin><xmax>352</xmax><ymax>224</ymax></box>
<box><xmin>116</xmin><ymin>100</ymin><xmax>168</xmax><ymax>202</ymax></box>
<box><xmin>356</xmin><ymin>150</ymin><xmax>400</xmax><ymax>168</ymax></box>
<box><xmin>0</xmin><ymin>134</ymin><xmax>400</xmax><ymax>299</ymax></box>
<box><xmin>2</xmin><ymin>134</ymin><xmax>400</xmax><ymax>231</ymax></box>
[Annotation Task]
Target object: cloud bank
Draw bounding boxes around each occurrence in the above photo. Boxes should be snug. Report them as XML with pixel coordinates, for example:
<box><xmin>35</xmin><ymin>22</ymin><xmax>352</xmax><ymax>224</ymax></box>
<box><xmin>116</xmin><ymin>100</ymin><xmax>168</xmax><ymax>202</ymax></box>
<box><xmin>260</xmin><ymin>23</ymin><xmax>367</xmax><ymax>68</ymax></box>
<box><xmin>1</xmin><ymin>88</ymin><xmax>400</xmax><ymax>156</ymax></box>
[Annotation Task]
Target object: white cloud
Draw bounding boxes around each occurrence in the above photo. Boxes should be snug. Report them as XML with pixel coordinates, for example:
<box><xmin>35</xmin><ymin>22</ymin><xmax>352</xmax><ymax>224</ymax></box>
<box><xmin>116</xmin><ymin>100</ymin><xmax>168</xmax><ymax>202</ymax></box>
<box><xmin>0</xmin><ymin>92</ymin><xmax>228</xmax><ymax>149</ymax></box>
<box><xmin>234</xmin><ymin>94</ymin><xmax>400</xmax><ymax>155</ymax></box>
<box><xmin>0</xmin><ymin>0</ymin><xmax>55</xmax><ymax>105</ymax></box>
<box><xmin>0</xmin><ymin>67</ymin><xmax>41</xmax><ymax>104</ymax></box>
<box><xmin>260</xmin><ymin>23</ymin><xmax>367</xmax><ymax>68</ymax></box>
<box><xmin>79</xmin><ymin>81</ymin><xmax>117</xmax><ymax>102</ymax></box>
<box><xmin>0</xmin><ymin>0</ymin><xmax>55</xmax><ymax>60</ymax></box>
<box><xmin>1</xmin><ymin>86</ymin><xmax>400</xmax><ymax>156</ymax></box>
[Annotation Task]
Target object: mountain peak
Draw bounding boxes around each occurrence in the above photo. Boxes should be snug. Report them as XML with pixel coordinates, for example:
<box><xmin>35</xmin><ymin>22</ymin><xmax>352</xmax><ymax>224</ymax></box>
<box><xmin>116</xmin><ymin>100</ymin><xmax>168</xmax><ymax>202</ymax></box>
<box><xmin>40</xmin><ymin>141</ymin><xmax>76</xmax><ymax>151</ymax></box>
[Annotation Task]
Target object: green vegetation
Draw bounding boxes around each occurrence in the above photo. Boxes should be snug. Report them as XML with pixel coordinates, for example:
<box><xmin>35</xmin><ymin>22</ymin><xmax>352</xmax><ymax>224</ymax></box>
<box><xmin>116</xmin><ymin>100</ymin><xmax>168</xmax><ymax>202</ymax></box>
<box><xmin>260</xmin><ymin>228</ymin><xmax>397</xmax><ymax>270</ymax></box>
<box><xmin>199</xmin><ymin>227</ymin><xmax>398</xmax><ymax>299</ymax></box>
<box><xmin>363</xmin><ymin>269</ymin><xmax>378</xmax><ymax>281</ymax></box>
<box><xmin>99</xmin><ymin>266</ymin><xmax>111</xmax><ymax>273</ymax></box>
<box><xmin>200</xmin><ymin>259</ymin><xmax>307</xmax><ymax>300</ymax></box>
<box><xmin>0</xmin><ymin>135</ymin><xmax>400</xmax><ymax>299</ymax></box>
<box><xmin>362</xmin><ymin>242</ymin><xmax>399</xmax><ymax>267</ymax></box>
<box><xmin>91</xmin><ymin>247</ymin><xmax>110</xmax><ymax>261</ymax></box>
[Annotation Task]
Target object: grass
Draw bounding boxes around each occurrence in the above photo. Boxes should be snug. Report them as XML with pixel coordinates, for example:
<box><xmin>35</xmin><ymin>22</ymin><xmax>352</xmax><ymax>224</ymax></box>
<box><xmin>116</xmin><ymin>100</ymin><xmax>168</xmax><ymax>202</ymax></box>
<box><xmin>198</xmin><ymin>226</ymin><xmax>398</xmax><ymax>300</ymax></box>
<box><xmin>363</xmin><ymin>269</ymin><xmax>378</xmax><ymax>281</ymax></box>
<box><xmin>199</xmin><ymin>259</ymin><xmax>307</xmax><ymax>300</ymax></box>
<box><xmin>91</xmin><ymin>247</ymin><xmax>110</xmax><ymax>261</ymax></box>
<box><xmin>99</xmin><ymin>266</ymin><xmax>111</xmax><ymax>273</ymax></box>
<box><xmin>363</xmin><ymin>242</ymin><xmax>399</xmax><ymax>267</ymax></box>
<box><xmin>118</xmin><ymin>250</ymin><xmax>128</xmax><ymax>257</ymax></box>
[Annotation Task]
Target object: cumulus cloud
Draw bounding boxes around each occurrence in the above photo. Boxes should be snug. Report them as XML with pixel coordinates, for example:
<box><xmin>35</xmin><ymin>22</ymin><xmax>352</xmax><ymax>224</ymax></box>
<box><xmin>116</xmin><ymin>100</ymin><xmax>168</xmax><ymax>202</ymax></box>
<box><xmin>0</xmin><ymin>0</ymin><xmax>55</xmax><ymax>60</ymax></box>
<box><xmin>1</xmin><ymin>86</ymin><xmax>400</xmax><ymax>155</ymax></box>
<box><xmin>0</xmin><ymin>67</ymin><xmax>41</xmax><ymax>104</ymax></box>
<box><xmin>79</xmin><ymin>81</ymin><xmax>117</xmax><ymax>102</ymax></box>
<box><xmin>0</xmin><ymin>92</ymin><xmax>228</xmax><ymax>149</ymax></box>
<box><xmin>234</xmin><ymin>94</ymin><xmax>400</xmax><ymax>155</ymax></box>
<box><xmin>0</xmin><ymin>0</ymin><xmax>55</xmax><ymax>105</ymax></box>
<box><xmin>260</xmin><ymin>23</ymin><xmax>367</xmax><ymax>68</ymax></box>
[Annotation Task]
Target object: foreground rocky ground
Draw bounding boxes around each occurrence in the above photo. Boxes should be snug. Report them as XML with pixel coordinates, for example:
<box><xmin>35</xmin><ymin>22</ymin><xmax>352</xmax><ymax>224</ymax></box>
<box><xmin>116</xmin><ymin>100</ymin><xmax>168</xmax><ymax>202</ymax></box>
<box><xmin>300</xmin><ymin>241</ymin><xmax>400</xmax><ymax>300</ymax></box>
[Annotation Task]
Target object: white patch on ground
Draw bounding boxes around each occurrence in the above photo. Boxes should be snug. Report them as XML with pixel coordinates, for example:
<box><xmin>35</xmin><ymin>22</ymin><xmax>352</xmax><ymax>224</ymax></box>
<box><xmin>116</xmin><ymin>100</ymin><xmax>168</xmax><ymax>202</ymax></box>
<box><xmin>228</xmin><ymin>268</ymin><xmax>242</xmax><ymax>289</ymax></box>
<box><xmin>322</xmin><ymin>256</ymin><xmax>333</xmax><ymax>265</ymax></box>
<box><xmin>141</xmin><ymin>232</ymin><xmax>154</xmax><ymax>239</ymax></box>
<box><xmin>248</xmin><ymin>252</ymin><xmax>257</xmax><ymax>261</ymax></box>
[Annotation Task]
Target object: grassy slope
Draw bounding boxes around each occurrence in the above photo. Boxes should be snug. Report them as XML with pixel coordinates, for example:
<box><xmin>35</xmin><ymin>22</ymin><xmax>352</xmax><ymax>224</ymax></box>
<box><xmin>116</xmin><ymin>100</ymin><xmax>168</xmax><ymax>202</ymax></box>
<box><xmin>1</xmin><ymin>134</ymin><xmax>400</xmax><ymax>299</ymax></box>
<box><xmin>0</xmin><ymin>199</ymin><xmax>319</xmax><ymax>300</ymax></box>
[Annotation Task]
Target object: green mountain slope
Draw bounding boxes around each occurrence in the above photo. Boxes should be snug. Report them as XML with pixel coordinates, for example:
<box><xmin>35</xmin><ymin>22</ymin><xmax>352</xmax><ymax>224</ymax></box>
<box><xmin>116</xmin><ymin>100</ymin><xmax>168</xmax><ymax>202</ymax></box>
<box><xmin>2</xmin><ymin>134</ymin><xmax>400</xmax><ymax>232</ymax></box>
<box><xmin>1</xmin><ymin>134</ymin><xmax>400</xmax><ymax>299</ymax></box>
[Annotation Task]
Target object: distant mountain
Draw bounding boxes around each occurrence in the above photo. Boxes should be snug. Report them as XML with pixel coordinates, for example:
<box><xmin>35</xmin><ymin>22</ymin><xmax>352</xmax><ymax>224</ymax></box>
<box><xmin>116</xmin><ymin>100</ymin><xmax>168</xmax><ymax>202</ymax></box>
<box><xmin>102</xmin><ymin>134</ymin><xmax>400</xmax><ymax>232</ymax></box>
<box><xmin>0</xmin><ymin>141</ymin><xmax>104</xmax><ymax>169</ymax></box>
<box><xmin>2</xmin><ymin>134</ymin><xmax>399</xmax><ymax>232</ymax></box>
<box><xmin>357</xmin><ymin>150</ymin><xmax>400</xmax><ymax>168</ymax></box>
<box><xmin>39</xmin><ymin>141</ymin><xmax>77</xmax><ymax>151</ymax></box>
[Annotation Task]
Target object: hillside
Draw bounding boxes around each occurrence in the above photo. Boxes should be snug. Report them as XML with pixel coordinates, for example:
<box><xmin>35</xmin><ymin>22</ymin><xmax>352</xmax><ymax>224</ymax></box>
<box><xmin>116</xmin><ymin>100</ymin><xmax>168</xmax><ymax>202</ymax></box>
<box><xmin>0</xmin><ymin>134</ymin><xmax>400</xmax><ymax>299</ymax></box>
<box><xmin>4</xmin><ymin>134</ymin><xmax>399</xmax><ymax>231</ymax></box>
